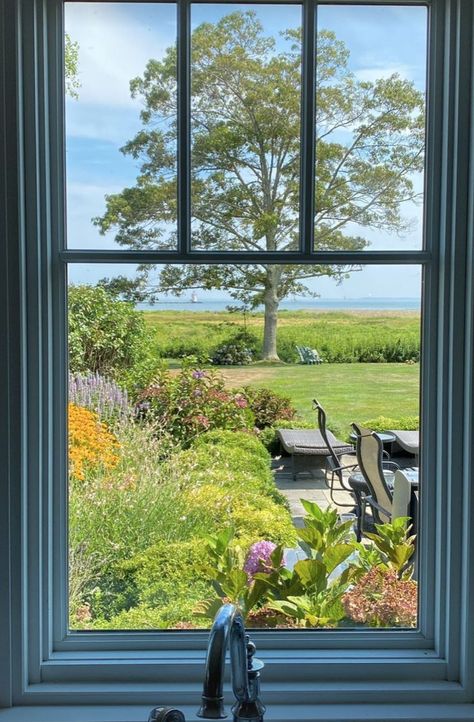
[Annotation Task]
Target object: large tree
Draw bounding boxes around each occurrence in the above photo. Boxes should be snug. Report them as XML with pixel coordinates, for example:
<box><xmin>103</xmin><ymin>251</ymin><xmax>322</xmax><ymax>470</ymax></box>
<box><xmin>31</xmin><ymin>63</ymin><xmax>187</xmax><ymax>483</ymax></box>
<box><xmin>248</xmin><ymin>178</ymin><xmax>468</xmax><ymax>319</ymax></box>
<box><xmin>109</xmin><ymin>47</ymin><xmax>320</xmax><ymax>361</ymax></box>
<box><xmin>95</xmin><ymin>12</ymin><xmax>424</xmax><ymax>360</ymax></box>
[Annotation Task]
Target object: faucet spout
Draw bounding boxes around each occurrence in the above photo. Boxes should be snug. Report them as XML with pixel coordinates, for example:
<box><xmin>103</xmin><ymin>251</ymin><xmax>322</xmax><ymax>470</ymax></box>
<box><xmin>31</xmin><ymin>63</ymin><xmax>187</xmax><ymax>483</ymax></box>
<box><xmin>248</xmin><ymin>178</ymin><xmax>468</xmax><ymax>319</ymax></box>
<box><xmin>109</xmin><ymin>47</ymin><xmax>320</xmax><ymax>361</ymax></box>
<box><xmin>197</xmin><ymin>603</ymin><xmax>265</xmax><ymax>722</ymax></box>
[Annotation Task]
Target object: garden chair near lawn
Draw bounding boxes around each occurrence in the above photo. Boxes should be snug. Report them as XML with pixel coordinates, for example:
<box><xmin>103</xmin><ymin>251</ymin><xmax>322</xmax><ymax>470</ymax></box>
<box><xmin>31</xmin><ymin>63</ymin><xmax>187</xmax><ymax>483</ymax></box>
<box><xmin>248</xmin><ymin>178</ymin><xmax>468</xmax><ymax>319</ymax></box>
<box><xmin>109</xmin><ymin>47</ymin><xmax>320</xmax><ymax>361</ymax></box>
<box><xmin>296</xmin><ymin>345</ymin><xmax>323</xmax><ymax>365</ymax></box>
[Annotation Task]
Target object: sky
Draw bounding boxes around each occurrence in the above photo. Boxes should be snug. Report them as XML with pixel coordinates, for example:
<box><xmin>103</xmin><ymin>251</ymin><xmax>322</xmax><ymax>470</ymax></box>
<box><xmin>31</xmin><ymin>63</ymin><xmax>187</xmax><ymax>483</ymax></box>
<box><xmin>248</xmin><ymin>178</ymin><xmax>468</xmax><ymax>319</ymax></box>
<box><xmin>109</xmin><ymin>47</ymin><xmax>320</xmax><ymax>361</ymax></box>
<box><xmin>65</xmin><ymin>2</ymin><xmax>427</xmax><ymax>299</ymax></box>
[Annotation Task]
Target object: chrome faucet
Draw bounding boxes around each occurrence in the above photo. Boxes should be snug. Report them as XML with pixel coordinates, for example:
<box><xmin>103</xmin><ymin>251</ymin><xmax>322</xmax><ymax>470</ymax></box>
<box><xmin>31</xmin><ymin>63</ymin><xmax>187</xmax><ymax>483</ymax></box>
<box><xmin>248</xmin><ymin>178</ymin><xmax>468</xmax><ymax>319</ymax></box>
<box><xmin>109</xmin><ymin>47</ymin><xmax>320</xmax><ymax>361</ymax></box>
<box><xmin>197</xmin><ymin>603</ymin><xmax>265</xmax><ymax>722</ymax></box>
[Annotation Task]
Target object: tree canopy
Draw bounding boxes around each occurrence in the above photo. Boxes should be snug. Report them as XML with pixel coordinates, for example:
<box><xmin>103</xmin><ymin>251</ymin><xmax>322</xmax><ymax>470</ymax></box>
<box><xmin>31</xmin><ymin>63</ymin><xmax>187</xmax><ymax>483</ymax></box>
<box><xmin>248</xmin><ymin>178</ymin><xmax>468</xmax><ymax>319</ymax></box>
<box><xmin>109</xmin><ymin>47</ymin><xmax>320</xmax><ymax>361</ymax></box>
<box><xmin>95</xmin><ymin>12</ymin><xmax>425</xmax><ymax>359</ymax></box>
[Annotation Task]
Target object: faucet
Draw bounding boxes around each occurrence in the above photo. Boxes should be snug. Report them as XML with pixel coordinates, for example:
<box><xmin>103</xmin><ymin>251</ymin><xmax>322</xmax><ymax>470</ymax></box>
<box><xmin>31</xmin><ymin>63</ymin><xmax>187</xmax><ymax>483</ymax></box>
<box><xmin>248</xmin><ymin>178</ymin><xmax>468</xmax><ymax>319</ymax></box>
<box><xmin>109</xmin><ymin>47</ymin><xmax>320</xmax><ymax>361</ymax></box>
<box><xmin>197</xmin><ymin>603</ymin><xmax>266</xmax><ymax>722</ymax></box>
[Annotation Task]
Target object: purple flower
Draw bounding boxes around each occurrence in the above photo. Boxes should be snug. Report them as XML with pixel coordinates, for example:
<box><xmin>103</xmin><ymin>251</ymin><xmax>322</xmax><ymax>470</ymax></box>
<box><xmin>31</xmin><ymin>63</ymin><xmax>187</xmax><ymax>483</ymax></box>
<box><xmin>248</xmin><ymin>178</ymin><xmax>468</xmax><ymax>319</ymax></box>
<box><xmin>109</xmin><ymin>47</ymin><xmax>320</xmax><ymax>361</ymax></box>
<box><xmin>192</xmin><ymin>370</ymin><xmax>206</xmax><ymax>379</ymax></box>
<box><xmin>243</xmin><ymin>541</ymin><xmax>280</xmax><ymax>580</ymax></box>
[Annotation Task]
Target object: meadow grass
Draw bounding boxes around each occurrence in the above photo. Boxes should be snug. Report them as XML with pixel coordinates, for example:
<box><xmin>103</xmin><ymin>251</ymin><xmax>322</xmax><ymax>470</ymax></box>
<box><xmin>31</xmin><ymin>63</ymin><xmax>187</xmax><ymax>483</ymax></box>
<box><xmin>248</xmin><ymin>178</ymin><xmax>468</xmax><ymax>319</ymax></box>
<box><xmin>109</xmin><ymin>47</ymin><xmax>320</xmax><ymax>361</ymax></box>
<box><xmin>144</xmin><ymin>309</ymin><xmax>421</xmax><ymax>363</ymax></box>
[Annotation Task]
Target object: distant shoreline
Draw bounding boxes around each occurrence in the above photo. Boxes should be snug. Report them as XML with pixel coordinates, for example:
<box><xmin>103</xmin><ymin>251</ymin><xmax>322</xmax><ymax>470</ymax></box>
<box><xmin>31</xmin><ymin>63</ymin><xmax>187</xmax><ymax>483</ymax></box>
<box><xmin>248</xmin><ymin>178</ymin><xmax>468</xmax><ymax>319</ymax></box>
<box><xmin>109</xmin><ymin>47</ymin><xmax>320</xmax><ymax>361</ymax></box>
<box><xmin>138</xmin><ymin>297</ymin><xmax>420</xmax><ymax>313</ymax></box>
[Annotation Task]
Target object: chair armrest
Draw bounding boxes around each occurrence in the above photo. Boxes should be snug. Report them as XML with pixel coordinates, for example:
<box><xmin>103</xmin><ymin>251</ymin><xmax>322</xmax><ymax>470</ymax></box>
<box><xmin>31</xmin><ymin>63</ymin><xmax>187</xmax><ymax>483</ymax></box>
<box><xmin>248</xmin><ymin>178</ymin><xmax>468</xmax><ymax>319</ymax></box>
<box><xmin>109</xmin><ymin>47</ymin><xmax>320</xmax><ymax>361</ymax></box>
<box><xmin>361</xmin><ymin>494</ymin><xmax>391</xmax><ymax>520</ymax></box>
<box><xmin>382</xmin><ymin>461</ymin><xmax>400</xmax><ymax>470</ymax></box>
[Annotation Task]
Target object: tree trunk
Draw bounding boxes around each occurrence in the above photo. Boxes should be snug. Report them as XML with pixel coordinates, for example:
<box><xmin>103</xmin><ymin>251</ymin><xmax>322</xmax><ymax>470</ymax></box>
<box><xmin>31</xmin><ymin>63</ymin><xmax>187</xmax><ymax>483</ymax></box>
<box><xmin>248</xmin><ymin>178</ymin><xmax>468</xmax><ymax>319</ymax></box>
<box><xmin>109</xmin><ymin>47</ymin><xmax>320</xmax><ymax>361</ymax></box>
<box><xmin>262</xmin><ymin>275</ymin><xmax>280</xmax><ymax>361</ymax></box>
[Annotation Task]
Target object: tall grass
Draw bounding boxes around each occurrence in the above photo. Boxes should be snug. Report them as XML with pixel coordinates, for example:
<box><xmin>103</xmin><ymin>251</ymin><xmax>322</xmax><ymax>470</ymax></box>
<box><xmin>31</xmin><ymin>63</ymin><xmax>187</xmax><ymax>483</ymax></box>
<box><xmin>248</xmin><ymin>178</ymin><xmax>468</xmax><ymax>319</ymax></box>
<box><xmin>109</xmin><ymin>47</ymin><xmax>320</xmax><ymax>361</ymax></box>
<box><xmin>145</xmin><ymin>310</ymin><xmax>421</xmax><ymax>363</ymax></box>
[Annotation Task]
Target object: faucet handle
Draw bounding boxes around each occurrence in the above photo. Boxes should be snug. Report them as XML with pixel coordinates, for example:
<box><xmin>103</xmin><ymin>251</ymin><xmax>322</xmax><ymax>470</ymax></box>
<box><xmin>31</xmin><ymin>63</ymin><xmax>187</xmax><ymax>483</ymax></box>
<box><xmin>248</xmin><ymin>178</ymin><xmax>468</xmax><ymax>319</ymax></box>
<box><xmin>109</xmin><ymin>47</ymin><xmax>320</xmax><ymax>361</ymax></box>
<box><xmin>246</xmin><ymin>637</ymin><xmax>264</xmax><ymax>674</ymax></box>
<box><xmin>148</xmin><ymin>707</ymin><xmax>186</xmax><ymax>722</ymax></box>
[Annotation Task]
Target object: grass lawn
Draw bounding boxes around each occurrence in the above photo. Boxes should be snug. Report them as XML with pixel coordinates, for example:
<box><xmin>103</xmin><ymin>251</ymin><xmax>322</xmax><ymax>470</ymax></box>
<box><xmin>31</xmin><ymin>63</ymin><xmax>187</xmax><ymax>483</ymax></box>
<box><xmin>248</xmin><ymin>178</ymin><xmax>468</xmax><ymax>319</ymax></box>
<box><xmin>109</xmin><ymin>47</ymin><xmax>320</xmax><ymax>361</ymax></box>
<box><xmin>216</xmin><ymin>362</ymin><xmax>419</xmax><ymax>435</ymax></box>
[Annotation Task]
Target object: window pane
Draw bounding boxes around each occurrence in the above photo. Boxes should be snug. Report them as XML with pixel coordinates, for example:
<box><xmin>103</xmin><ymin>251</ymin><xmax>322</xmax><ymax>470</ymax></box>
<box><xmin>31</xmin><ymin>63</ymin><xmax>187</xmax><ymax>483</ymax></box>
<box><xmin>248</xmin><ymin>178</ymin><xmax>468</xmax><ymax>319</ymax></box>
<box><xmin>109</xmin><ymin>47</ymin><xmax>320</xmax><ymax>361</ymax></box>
<box><xmin>314</xmin><ymin>5</ymin><xmax>427</xmax><ymax>251</ymax></box>
<box><xmin>190</xmin><ymin>5</ymin><xmax>302</xmax><ymax>251</ymax></box>
<box><xmin>67</xmin><ymin>262</ymin><xmax>421</xmax><ymax>631</ymax></box>
<box><xmin>65</xmin><ymin>3</ymin><xmax>178</xmax><ymax>250</ymax></box>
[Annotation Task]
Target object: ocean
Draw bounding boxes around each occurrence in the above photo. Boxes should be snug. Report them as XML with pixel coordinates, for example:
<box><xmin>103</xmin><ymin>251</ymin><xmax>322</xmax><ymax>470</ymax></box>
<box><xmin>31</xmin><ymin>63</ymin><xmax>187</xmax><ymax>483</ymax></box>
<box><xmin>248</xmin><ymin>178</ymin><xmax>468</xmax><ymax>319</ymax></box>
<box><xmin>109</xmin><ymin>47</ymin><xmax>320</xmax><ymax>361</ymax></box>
<box><xmin>138</xmin><ymin>297</ymin><xmax>420</xmax><ymax>312</ymax></box>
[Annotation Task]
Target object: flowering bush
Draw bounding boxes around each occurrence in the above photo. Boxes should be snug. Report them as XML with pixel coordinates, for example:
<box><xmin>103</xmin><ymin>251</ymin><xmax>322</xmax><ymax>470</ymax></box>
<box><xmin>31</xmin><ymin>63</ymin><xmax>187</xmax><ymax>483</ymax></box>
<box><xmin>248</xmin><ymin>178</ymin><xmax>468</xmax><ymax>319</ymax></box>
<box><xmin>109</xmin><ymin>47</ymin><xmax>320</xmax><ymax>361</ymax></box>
<box><xmin>69</xmin><ymin>372</ymin><xmax>131</xmax><ymax>423</ymax></box>
<box><xmin>68</xmin><ymin>403</ymin><xmax>120</xmax><ymax>481</ymax></box>
<box><xmin>242</xmin><ymin>386</ymin><xmax>297</xmax><ymax>429</ymax></box>
<box><xmin>342</xmin><ymin>568</ymin><xmax>417</xmax><ymax>627</ymax></box>
<box><xmin>211</xmin><ymin>331</ymin><xmax>259</xmax><ymax>365</ymax></box>
<box><xmin>135</xmin><ymin>365</ymin><xmax>254</xmax><ymax>445</ymax></box>
<box><xmin>243</xmin><ymin>541</ymin><xmax>281</xmax><ymax>579</ymax></box>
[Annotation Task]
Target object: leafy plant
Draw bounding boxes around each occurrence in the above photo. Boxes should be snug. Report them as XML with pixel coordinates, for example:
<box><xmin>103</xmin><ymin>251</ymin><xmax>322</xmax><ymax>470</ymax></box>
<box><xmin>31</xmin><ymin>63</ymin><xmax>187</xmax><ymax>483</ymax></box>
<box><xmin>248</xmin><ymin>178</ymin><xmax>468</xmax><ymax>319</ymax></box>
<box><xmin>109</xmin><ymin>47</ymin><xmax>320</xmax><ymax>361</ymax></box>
<box><xmin>361</xmin><ymin>415</ymin><xmax>419</xmax><ymax>432</ymax></box>
<box><xmin>68</xmin><ymin>284</ymin><xmax>158</xmax><ymax>389</ymax></box>
<box><xmin>135</xmin><ymin>364</ymin><xmax>254</xmax><ymax>445</ymax></box>
<box><xmin>265</xmin><ymin>501</ymin><xmax>358</xmax><ymax>627</ymax></box>
<box><xmin>356</xmin><ymin>517</ymin><xmax>416</xmax><ymax>579</ymax></box>
<box><xmin>242</xmin><ymin>386</ymin><xmax>297</xmax><ymax>429</ymax></box>
<box><xmin>195</xmin><ymin>528</ymin><xmax>283</xmax><ymax>620</ymax></box>
<box><xmin>211</xmin><ymin>330</ymin><xmax>260</xmax><ymax>365</ymax></box>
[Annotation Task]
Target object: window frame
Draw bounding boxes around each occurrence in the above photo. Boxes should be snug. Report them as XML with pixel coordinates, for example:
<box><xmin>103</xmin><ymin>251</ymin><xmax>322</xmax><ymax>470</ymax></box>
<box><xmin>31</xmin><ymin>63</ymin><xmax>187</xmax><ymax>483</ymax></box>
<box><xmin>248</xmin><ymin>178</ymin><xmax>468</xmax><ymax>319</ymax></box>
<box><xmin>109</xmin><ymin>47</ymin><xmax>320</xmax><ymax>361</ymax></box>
<box><xmin>1</xmin><ymin>0</ymin><xmax>474</xmax><ymax>718</ymax></box>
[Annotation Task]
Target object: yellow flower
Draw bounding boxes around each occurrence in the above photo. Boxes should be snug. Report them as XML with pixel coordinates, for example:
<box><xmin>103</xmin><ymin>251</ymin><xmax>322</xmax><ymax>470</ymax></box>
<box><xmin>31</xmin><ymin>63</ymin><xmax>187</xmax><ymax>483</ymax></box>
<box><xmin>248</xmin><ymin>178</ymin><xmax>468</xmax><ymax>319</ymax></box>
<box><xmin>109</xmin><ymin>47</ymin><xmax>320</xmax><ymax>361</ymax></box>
<box><xmin>68</xmin><ymin>403</ymin><xmax>120</xmax><ymax>481</ymax></box>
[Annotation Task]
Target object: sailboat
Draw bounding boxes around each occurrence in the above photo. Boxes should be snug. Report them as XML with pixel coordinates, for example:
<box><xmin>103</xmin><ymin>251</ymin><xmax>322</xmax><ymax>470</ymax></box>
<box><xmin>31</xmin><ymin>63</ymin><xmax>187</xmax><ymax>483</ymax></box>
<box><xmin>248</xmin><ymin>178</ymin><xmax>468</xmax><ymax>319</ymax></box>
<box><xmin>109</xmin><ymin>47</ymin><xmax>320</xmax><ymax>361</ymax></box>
<box><xmin>191</xmin><ymin>291</ymin><xmax>199</xmax><ymax>304</ymax></box>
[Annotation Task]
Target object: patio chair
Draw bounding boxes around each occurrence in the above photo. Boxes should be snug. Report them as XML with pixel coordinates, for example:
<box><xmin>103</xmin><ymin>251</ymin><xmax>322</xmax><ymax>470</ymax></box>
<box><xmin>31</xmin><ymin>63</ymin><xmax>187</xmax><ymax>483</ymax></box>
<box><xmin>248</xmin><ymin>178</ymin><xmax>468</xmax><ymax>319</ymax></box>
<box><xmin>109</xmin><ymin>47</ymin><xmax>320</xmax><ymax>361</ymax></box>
<box><xmin>351</xmin><ymin>423</ymin><xmax>406</xmax><ymax>539</ymax></box>
<box><xmin>313</xmin><ymin>399</ymin><xmax>366</xmax><ymax>508</ymax></box>
<box><xmin>296</xmin><ymin>345</ymin><xmax>322</xmax><ymax>365</ymax></box>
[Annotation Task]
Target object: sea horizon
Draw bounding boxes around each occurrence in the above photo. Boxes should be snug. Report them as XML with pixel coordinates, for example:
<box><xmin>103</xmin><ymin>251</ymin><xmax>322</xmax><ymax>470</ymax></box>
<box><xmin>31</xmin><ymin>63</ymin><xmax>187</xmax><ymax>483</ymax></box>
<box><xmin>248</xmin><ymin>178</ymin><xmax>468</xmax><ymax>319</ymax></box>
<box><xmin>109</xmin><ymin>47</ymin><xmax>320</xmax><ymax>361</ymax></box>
<box><xmin>137</xmin><ymin>296</ymin><xmax>420</xmax><ymax>312</ymax></box>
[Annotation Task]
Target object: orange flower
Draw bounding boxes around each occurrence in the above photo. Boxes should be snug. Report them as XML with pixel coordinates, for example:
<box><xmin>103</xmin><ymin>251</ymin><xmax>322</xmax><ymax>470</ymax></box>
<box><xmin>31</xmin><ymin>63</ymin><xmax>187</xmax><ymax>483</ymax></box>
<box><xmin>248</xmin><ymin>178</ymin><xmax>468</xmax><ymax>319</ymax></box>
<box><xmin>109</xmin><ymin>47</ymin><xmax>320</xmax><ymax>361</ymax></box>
<box><xmin>68</xmin><ymin>403</ymin><xmax>120</xmax><ymax>481</ymax></box>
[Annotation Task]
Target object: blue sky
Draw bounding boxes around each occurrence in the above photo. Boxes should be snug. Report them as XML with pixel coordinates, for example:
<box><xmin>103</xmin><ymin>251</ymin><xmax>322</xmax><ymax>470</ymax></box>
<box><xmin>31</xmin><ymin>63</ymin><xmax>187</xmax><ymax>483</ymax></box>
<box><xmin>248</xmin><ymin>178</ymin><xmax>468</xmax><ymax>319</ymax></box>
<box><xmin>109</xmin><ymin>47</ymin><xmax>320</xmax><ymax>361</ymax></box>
<box><xmin>65</xmin><ymin>2</ymin><xmax>427</xmax><ymax>299</ymax></box>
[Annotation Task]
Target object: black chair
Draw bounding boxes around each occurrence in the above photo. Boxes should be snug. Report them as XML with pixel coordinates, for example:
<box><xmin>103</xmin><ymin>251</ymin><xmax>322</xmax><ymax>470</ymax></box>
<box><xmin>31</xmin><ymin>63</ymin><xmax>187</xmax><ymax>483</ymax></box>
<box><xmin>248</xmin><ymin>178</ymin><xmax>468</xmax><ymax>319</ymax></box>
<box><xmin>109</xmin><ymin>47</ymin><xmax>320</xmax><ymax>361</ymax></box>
<box><xmin>313</xmin><ymin>399</ymin><xmax>366</xmax><ymax>509</ymax></box>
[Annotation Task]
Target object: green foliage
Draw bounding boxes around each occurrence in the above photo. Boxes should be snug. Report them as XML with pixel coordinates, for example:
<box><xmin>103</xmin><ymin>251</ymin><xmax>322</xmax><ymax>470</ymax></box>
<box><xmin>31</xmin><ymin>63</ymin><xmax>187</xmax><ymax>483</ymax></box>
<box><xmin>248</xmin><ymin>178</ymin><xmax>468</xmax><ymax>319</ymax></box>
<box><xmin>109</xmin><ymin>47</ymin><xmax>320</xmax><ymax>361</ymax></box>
<box><xmin>146</xmin><ymin>309</ymin><xmax>421</xmax><ymax>364</ymax></box>
<box><xmin>65</xmin><ymin>33</ymin><xmax>80</xmax><ymax>99</ymax></box>
<box><xmin>357</xmin><ymin>517</ymin><xmax>416</xmax><ymax>579</ymax></box>
<box><xmin>69</xmin><ymin>423</ymin><xmax>294</xmax><ymax>628</ymax></box>
<box><xmin>68</xmin><ymin>285</ymin><xmax>158</xmax><ymax>390</ymax></box>
<box><xmin>211</xmin><ymin>330</ymin><xmax>260</xmax><ymax>365</ymax></box>
<box><xmin>242</xmin><ymin>386</ymin><xmax>297</xmax><ymax>429</ymax></box>
<box><xmin>361</xmin><ymin>415</ymin><xmax>419</xmax><ymax>431</ymax></box>
<box><xmin>195</xmin><ymin>528</ymin><xmax>283</xmax><ymax>620</ymax></box>
<box><xmin>135</xmin><ymin>365</ymin><xmax>254</xmax><ymax>446</ymax></box>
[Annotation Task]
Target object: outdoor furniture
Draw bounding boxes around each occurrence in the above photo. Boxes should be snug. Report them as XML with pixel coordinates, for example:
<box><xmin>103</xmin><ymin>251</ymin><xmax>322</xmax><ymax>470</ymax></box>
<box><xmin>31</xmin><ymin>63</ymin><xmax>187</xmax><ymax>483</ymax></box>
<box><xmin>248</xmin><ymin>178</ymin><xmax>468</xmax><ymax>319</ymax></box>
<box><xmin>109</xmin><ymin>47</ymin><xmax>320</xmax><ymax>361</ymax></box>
<box><xmin>295</xmin><ymin>345</ymin><xmax>322</xmax><ymax>365</ymax></box>
<box><xmin>351</xmin><ymin>422</ymin><xmax>415</xmax><ymax>540</ymax></box>
<box><xmin>277</xmin><ymin>427</ymin><xmax>353</xmax><ymax>481</ymax></box>
<box><xmin>389</xmin><ymin>430</ymin><xmax>420</xmax><ymax>464</ymax></box>
<box><xmin>312</xmin><ymin>399</ymin><xmax>365</xmax><ymax>507</ymax></box>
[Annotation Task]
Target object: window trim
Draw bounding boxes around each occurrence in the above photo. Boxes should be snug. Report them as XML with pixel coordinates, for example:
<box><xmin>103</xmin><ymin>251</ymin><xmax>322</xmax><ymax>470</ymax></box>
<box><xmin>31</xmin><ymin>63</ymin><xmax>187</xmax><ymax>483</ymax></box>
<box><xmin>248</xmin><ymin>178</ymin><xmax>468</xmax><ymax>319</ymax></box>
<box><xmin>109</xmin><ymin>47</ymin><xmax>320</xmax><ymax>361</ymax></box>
<box><xmin>2</xmin><ymin>0</ymin><xmax>474</xmax><ymax>718</ymax></box>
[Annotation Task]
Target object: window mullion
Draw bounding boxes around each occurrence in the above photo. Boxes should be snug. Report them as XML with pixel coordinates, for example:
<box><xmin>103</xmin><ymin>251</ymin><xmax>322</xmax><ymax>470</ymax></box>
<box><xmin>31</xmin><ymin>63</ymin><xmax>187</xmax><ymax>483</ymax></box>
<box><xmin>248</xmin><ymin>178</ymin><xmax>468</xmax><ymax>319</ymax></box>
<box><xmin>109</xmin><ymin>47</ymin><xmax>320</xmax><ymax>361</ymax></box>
<box><xmin>299</xmin><ymin>0</ymin><xmax>316</xmax><ymax>255</ymax></box>
<box><xmin>177</xmin><ymin>0</ymin><xmax>191</xmax><ymax>254</ymax></box>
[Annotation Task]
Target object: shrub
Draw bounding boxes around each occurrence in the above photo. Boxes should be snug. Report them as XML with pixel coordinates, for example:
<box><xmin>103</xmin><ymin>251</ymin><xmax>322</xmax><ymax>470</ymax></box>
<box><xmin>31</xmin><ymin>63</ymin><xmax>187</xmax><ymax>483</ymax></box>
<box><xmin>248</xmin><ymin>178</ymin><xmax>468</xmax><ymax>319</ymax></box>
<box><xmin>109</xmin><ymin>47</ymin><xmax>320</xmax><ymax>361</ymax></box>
<box><xmin>211</xmin><ymin>330</ymin><xmax>260</xmax><ymax>365</ymax></box>
<box><xmin>68</xmin><ymin>403</ymin><xmax>120</xmax><ymax>481</ymax></box>
<box><xmin>342</xmin><ymin>568</ymin><xmax>417</xmax><ymax>627</ymax></box>
<box><xmin>242</xmin><ymin>386</ymin><xmax>297</xmax><ymax>429</ymax></box>
<box><xmin>135</xmin><ymin>365</ymin><xmax>254</xmax><ymax>446</ymax></box>
<box><xmin>361</xmin><ymin>415</ymin><xmax>419</xmax><ymax>431</ymax></box>
<box><xmin>68</xmin><ymin>284</ymin><xmax>158</xmax><ymax>387</ymax></box>
<box><xmin>69</xmin><ymin>425</ymin><xmax>293</xmax><ymax>628</ymax></box>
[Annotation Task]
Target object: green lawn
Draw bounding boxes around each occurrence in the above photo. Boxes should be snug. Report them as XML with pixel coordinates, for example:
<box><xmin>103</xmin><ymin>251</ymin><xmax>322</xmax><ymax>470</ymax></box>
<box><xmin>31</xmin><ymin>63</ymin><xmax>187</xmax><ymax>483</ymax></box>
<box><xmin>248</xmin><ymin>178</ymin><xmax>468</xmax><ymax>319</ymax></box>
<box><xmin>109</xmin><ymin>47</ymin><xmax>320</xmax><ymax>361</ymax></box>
<box><xmin>217</xmin><ymin>363</ymin><xmax>419</xmax><ymax>435</ymax></box>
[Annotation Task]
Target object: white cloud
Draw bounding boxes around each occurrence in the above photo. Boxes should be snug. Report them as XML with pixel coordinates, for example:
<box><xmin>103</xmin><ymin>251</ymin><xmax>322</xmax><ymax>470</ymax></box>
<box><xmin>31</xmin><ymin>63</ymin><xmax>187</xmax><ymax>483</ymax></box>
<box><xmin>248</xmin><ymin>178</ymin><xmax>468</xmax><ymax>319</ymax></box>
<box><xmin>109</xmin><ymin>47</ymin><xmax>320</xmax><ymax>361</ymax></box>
<box><xmin>355</xmin><ymin>64</ymin><xmax>416</xmax><ymax>84</ymax></box>
<box><xmin>65</xmin><ymin>103</ymin><xmax>142</xmax><ymax>144</ymax></box>
<box><xmin>65</xmin><ymin>3</ymin><xmax>175</xmax><ymax>109</ymax></box>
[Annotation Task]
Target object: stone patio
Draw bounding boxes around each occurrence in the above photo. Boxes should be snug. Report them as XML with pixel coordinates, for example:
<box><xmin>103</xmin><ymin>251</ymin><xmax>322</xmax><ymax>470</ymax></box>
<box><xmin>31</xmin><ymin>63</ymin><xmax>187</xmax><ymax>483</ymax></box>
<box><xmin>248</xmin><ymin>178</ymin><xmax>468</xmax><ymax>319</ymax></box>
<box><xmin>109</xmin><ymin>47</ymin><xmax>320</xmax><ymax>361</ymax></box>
<box><xmin>272</xmin><ymin>451</ymin><xmax>416</xmax><ymax>527</ymax></box>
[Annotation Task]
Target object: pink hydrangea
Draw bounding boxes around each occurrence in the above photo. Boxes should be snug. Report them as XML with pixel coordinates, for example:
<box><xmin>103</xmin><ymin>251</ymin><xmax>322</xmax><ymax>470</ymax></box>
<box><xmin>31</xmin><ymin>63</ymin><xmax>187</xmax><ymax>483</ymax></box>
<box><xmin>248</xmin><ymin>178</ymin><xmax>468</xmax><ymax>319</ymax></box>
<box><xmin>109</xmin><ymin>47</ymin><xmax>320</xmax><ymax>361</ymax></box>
<box><xmin>243</xmin><ymin>541</ymin><xmax>280</xmax><ymax>580</ymax></box>
<box><xmin>342</xmin><ymin>568</ymin><xmax>417</xmax><ymax>627</ymax></box>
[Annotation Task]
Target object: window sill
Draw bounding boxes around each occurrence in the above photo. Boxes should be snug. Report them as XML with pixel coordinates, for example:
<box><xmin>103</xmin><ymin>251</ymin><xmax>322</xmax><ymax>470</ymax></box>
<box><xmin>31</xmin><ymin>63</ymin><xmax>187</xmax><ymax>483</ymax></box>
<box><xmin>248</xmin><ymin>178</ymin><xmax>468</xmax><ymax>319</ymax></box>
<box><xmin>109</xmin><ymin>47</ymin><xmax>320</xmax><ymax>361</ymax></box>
<box><xmin>1</xmin><ymin>703</ymin><xmax>474</xmax><ymax>722</ymax></box>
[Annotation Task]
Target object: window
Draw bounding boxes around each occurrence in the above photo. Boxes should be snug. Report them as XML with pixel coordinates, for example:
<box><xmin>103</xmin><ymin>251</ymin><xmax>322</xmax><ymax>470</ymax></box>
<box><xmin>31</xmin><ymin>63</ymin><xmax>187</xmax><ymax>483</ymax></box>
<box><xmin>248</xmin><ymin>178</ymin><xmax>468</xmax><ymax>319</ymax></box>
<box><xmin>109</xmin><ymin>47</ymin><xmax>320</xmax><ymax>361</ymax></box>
<box><xmin>1</xmin><ymin>0</ymin><xmax>474</xmax><ymax>718</ymax></box>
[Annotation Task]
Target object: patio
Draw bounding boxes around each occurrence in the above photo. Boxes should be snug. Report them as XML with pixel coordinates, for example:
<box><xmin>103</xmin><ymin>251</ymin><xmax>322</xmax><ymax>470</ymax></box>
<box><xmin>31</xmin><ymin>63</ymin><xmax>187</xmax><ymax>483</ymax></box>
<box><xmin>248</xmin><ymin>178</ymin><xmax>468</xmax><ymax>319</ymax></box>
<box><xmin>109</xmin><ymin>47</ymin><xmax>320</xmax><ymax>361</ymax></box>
<box><xmin>273</xmin><ymin>450</ymin><xmax>417</xmax><ymax>528</ymax></box>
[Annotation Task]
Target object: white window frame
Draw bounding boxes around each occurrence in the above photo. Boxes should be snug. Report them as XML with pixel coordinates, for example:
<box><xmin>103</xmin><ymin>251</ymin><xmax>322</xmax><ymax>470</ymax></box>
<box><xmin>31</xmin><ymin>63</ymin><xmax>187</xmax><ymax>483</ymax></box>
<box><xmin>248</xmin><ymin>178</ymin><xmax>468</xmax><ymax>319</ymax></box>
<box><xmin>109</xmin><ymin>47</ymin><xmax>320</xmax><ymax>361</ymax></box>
<box><xmin>1</xmin><ymin>0</ymin><xmax>474</xmax><ymax>719</ymax></box>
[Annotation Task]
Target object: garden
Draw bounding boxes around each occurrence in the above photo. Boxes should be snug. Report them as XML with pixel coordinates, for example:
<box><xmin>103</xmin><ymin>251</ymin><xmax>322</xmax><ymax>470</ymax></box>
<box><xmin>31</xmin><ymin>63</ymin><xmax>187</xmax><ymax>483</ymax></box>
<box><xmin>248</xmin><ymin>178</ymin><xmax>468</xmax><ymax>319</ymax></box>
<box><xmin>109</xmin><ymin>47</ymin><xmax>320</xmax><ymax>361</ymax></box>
<box><xmin>68</xmin><ymin>286</ymin><xmax>419</xmax><ymax>630</ymax></box>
